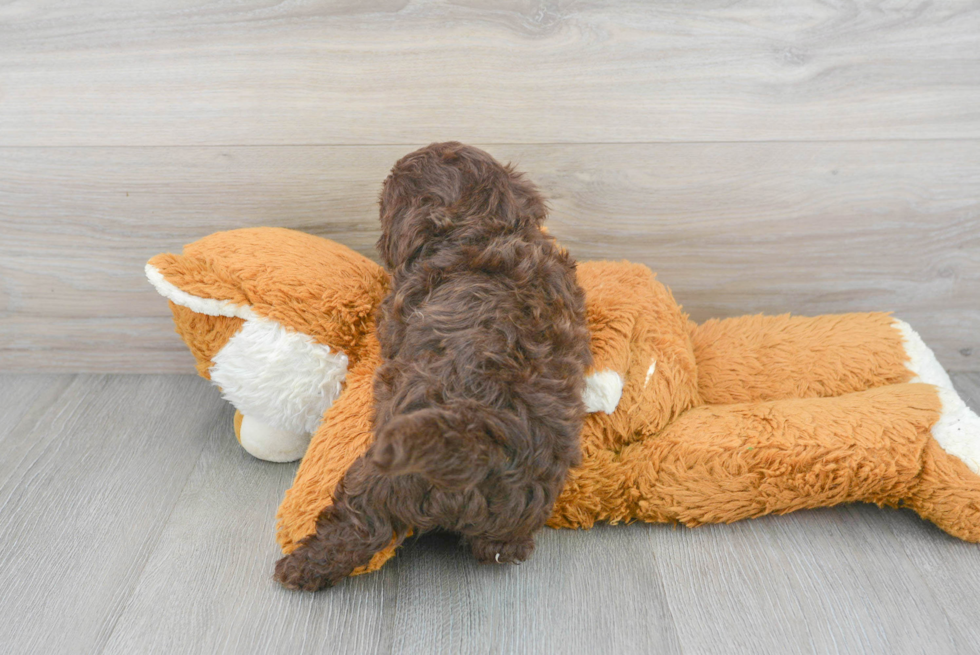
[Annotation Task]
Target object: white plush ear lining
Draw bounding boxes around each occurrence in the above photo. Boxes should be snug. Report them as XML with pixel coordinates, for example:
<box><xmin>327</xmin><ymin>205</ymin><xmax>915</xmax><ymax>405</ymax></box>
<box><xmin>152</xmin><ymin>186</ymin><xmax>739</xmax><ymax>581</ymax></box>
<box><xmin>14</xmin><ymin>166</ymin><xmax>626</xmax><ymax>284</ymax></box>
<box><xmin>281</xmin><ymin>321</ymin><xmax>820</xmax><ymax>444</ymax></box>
<box><xmin>238</xmin><ymin>415</ymin><xmax>311</xmax><ymax>463</ymax></box>
<box><xmin>145</xmin><ymin>262</ymin><xmax>255</xmax><ymax>319</ymax></box>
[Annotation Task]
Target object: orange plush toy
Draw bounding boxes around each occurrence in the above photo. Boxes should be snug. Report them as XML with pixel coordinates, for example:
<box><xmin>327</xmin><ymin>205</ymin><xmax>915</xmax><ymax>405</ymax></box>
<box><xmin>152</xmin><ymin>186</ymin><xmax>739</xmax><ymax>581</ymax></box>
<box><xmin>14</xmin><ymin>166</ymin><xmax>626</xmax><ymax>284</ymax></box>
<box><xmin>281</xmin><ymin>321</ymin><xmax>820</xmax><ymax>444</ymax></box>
<box><xmin>148</xmin><ymin>227</ymin><xmax>980</xmax><ymax>577</ymax></box>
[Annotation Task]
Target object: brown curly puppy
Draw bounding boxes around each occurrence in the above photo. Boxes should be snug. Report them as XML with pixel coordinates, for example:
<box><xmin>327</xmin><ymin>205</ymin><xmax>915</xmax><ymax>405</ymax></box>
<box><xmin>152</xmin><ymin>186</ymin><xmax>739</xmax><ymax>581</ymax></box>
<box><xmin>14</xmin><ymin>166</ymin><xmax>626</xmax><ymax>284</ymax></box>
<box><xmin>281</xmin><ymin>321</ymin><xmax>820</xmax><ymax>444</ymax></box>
<box><xmin>274</xmin><ymin>142</ymin><xmax>592</xmax><ymax>591</ymax></box>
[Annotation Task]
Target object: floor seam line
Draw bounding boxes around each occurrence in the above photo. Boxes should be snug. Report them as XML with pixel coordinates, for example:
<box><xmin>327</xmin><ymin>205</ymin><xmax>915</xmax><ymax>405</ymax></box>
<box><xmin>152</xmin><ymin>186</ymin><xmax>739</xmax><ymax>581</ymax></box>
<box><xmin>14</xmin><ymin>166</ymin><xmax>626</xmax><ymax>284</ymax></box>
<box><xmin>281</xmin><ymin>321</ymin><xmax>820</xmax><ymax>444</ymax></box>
<box><xmin>94</xmin><ymin>389</ymin><xmax>217</xmax><ymax>655</ymax></box>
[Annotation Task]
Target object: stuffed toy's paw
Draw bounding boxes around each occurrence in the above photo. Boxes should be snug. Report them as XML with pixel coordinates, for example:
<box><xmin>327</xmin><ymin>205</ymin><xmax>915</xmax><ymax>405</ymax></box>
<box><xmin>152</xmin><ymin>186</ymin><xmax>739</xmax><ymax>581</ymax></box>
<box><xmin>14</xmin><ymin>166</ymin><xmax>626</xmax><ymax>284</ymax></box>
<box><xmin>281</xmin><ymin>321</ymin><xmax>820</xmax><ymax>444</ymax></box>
<box><xmin>232</xmin><ymin>410</ymin><xmax>310</xmax><ymax>463</ymax></box>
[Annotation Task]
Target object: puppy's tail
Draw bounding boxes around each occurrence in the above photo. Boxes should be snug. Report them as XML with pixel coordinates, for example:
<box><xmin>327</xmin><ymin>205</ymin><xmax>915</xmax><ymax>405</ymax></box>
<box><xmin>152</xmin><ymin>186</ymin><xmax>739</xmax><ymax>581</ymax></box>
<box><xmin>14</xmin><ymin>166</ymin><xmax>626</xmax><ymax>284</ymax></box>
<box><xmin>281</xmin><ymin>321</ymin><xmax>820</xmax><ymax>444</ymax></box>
<box><xmin>370</xmin><ymin>408</ymin><xmax>495</xmax><ymax>490</ymax></box>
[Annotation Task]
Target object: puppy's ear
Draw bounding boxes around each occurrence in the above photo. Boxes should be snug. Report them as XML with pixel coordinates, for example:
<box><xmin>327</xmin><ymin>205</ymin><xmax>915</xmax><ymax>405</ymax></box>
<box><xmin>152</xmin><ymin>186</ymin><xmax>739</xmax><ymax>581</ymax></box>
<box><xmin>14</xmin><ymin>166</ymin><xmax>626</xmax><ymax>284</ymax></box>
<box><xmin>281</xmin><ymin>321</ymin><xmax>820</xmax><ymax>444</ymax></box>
<box><xmin>377</xmin><ymin>173</ymin><xmax>410</xmax><ymax>270</ymax></box>
<box><xmin>378</xmin><ymin>173</ymin><xmax>455</xmax><ymax>270</ymax></box>
<box><xmin>504</xmin><ymin>166</ymin><xmax>548</xmax><ymax>229</ymax></box>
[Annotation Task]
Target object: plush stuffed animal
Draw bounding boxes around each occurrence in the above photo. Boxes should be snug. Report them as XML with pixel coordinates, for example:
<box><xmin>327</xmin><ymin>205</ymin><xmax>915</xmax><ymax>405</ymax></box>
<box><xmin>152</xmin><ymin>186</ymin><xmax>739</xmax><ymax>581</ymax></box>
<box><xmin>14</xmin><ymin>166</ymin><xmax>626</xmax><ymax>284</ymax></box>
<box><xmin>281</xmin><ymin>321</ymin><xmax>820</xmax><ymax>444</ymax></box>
<box><xmin>147</xmin><ymin>227</ymin><xmax>980</xmax><ymax>577</ymax></box>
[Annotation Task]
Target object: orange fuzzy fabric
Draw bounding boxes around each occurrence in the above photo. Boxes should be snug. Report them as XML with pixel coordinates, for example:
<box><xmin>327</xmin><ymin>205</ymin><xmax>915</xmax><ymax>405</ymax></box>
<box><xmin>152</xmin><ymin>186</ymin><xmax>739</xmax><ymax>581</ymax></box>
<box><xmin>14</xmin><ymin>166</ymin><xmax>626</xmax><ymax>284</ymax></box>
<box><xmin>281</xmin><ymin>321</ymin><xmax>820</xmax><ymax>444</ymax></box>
<box><xmin>149</xmin><ymin>228</ymin><xmax>388</xmax><ymax>366</ymax></box>
<box><xmin>691</xmin><ymin>313</ymin><xmax>914</xmax><ymax>404</ymax></box>
<box><xmin>150</xmin><ymin>228</ymin><xmax>980</xmax><ymax>578</ymax></box>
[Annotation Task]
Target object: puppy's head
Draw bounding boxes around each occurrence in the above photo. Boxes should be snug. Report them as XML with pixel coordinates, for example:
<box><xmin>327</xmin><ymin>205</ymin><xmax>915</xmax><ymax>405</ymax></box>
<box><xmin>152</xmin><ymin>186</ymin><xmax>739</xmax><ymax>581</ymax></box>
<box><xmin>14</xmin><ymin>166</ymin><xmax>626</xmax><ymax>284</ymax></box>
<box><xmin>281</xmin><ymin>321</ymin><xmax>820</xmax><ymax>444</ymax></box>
<box><xmin>377</xmin><ymin>142</ymin><xmax>546</xmax><ymax>270</ymax></box>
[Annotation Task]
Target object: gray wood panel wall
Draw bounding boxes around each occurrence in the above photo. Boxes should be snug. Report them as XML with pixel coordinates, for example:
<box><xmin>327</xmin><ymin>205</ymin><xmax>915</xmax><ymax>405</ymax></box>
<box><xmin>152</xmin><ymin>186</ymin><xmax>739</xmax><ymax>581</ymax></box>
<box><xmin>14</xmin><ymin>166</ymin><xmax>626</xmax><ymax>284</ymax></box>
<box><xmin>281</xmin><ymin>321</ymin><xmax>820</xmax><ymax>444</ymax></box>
<box><xmin>1</xmin><ymin>1</ymin><xmax>978</xmax><ymax>373</ymax></box>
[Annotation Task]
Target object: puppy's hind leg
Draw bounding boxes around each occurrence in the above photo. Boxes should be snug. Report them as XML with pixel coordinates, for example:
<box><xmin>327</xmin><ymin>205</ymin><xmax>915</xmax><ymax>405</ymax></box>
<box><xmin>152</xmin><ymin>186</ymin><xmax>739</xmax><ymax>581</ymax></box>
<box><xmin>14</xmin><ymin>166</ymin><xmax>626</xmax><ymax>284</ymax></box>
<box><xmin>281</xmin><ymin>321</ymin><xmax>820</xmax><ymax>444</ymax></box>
<box><xmin>371</xmin><ymin>407</ymin><xmax>494</xmax><ymax>491</ymax></box>
<box><xmin>468</xmin><ymin>534</ymin><xmax>536</xmax><ymax>565</ymax></box>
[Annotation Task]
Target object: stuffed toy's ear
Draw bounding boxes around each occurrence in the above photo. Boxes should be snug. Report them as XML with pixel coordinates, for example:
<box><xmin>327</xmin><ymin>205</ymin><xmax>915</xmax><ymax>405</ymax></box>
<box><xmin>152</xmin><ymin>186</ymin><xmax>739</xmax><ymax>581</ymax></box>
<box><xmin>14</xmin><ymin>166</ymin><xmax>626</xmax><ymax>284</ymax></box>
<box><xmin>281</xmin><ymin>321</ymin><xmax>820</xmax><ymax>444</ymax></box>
<box><xmin>146</xmin><ymin>252</ymin><xmax>248</xmax><ymax>379</ymax></box>
<box><xmin>147</xmin><ymin>227</ymin><xmax>388</xmax><ymax>351</ymax></box>
<box><xmin>146</xmin><ymin>251</ymin><xmax>254</xmax><ymax>319</ymax></box>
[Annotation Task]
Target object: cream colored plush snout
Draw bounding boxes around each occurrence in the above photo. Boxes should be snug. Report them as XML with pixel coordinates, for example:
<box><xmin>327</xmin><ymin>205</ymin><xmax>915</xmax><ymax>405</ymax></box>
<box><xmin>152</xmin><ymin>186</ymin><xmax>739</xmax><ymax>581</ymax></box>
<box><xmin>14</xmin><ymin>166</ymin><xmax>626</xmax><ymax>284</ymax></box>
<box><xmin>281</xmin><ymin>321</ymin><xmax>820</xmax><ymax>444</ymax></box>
<box><xmin>234</xmin><ymin>410</ymin><xmax>311</xmax><ymax>463</ymax></box>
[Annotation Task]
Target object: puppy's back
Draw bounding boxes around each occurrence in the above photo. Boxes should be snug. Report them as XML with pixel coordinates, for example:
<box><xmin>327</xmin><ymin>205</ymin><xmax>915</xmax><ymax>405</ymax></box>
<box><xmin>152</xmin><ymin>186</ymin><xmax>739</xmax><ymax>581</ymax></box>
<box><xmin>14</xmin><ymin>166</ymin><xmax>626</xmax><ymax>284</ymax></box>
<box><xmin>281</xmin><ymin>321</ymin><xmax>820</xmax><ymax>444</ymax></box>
<box><xmin>373</xmin><ymin>142</ymin><xmax>591</xmax><ymax>558</ymax></box>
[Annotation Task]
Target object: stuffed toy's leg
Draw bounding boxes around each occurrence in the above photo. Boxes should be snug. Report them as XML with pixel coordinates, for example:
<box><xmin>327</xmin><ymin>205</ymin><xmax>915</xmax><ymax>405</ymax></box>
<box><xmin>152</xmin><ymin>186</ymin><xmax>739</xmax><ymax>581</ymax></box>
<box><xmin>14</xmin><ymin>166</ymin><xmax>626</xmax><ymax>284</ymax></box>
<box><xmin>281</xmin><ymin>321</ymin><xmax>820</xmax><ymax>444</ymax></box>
<box><xmin>690</xmin><ymin>312</ymin><xmax>980</xmax><ymax>473</ymax></box>
<box><xmin>275</xmin><ymin>363</ymin><xmax>402</xmax><ymax>576</ymax></box>
<box><xmin>610</xmin><ymin>383</ymin><xmax>980</xmax><ymax>541</ymax></box>
<box><xmin>274</xmin><ymin>371</ymin><xmax>374</xmax><ymax>554</ymax></box>
<box><xmin>690</xmin><ymin>312</ymin><xmax>914</xmax><ymax>404</ymax></box>
<box><xmin>275</xmin><ymin>456</ymin><xmax>407</xmax><ymax>591</ymax></box>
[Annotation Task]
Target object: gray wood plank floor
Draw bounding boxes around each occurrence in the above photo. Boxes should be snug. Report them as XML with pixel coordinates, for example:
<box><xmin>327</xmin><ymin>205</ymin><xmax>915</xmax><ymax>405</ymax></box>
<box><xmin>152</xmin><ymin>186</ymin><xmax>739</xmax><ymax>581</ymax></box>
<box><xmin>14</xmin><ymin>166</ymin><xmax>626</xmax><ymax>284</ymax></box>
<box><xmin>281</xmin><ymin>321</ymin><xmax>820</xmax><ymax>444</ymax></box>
<box><xmin>2</xmin><ymin>374</ymin><xmax>980</xmax><ymax>654</ymax></box>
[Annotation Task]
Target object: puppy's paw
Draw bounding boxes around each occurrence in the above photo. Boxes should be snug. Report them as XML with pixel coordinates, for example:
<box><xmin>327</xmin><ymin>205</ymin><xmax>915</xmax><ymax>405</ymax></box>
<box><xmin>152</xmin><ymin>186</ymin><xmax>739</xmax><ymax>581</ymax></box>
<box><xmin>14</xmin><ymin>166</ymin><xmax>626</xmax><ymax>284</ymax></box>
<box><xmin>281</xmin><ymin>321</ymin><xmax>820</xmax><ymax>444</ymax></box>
<box><xmin>274</xmin><ymin>549</ymin><xmax>343</xmax><ymax>592</ymax></box>
<box><xmin>469</xmin><ymin>536</ymin><xmax>535</xmax><ymax>565</ymax></box>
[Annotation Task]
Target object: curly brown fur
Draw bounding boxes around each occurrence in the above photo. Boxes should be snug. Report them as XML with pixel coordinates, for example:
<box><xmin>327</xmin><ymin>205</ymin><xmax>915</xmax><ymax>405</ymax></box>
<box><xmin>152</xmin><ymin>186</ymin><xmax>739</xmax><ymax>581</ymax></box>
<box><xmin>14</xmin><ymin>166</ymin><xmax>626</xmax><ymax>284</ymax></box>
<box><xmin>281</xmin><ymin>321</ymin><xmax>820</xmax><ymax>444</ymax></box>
<box><xmin>275</xmin><ymin>142</ymin><xmax>592</xmax><ymax>591</ymax></box>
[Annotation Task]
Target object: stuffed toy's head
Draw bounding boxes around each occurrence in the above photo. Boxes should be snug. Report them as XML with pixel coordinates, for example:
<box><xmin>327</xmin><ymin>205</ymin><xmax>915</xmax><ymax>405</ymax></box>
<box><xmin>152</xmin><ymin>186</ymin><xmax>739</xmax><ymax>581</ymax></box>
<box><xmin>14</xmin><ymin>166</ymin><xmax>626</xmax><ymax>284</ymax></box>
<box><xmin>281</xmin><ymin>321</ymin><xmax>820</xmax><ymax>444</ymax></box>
<box><xmin>146</xmin><ymin>227</ymin><xmax>387</xmax><ymax>461</ymax></box>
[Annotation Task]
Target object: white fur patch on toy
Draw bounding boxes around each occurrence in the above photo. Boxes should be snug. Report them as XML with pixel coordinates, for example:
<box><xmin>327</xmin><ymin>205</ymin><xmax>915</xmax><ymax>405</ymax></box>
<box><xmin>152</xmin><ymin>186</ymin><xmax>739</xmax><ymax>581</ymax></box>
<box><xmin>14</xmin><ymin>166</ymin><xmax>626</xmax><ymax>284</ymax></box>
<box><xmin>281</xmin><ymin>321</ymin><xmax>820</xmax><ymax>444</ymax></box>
<box><xmin>239</xmin><ymin>414</ymin><xmax>311</xmax><ymax>463</ymax></box>
<box><xmin>210</xmin><ymin>317</ymin><xmax>348</xmax><ymax>436</ymax></box>
<box><xmin>145</xmin><ymin>263</ymin><xmax>256</xmax><ymax>320</ymax></box>
<box><xmin>896</xmin><ymin>319</ymin><xmax>980</xmax><ymax>474</ymax></box>
<box><xmin>583</xmin><ymin>370</ymin><xmax>623</xmax><ymax>414</ymax></box>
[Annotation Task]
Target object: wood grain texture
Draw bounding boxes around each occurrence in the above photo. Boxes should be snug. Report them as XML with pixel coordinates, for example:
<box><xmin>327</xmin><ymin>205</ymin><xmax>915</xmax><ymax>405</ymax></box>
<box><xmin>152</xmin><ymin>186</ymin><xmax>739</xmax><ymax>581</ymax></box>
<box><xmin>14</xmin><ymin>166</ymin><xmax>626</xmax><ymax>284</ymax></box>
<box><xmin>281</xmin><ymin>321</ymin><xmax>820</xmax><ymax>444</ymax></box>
<box><xmin>647</xmin><ymin>505</ymin><xmax>972</xmax><ymax>654</ymax></box>
<box><xmin>100</xmin><ymin>375</ymin><xmax>680</xmax><ymax>654</ymax></box>
<box><xmin>0</xmin><ymin>374</ymin><xmax>70</xmax><ymax>442</ymax></box>
<box><xmin>2</xmin><ymin>142</ymin><xmax>978</xmax><ymax>372</ymax></box>
<box><xmin>101</xmin><ymin>401</ymin><xmax>677</xmax><ymax>655</ymax></box>
<box><xmin>100</xmin><ymin>405</ymin><xmax>402</xmax><ymax>655</ymax></box>
<box><xmin>1</xmin><ymin>374</ymin><xmax>979</xmax><ymax>653</ymax></box>
<box><xmin>3</xmin><ymin>0</ymin><xmax>978</xmax><ymax>647</ymax></box>
<box><xmin>1</xmin><ymin>1</ymin><xmax>979</xmax><ymax>146</ymax></box>
<box><xmin>388</xmin><ymin>526</ymin><xmax>682</xmax><ymax>655</ymax></box>
<box><xmin>3</xmin><ymin>373</ymin><xmax>980</xmax><ymax>653</ymax></box>
<box><xmin>0</xmin><ymin>375</ymin><xmax>225</xmax><ymax>654</ymax></box>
